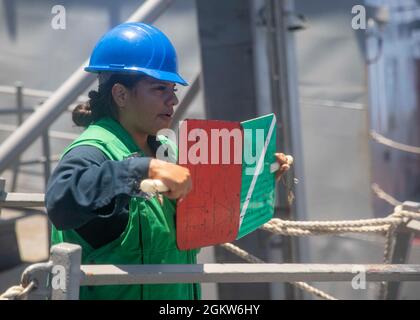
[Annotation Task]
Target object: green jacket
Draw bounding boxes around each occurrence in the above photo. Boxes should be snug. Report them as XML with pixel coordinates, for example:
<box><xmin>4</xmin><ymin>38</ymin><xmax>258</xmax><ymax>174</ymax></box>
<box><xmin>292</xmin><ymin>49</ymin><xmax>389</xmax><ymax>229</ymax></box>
<box><xmin>51</xmin><ymin>117</ymin><xmax>201</xmax><ymax>300</ymax></box>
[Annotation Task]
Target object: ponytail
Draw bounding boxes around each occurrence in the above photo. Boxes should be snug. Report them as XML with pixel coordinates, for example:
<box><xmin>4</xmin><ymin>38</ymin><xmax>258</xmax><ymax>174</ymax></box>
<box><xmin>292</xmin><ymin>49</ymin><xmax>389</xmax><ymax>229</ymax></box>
<box><xmin>72</xmin><ymin>73</ymin><xmax>143</xmax><ymax>127</ymax></box>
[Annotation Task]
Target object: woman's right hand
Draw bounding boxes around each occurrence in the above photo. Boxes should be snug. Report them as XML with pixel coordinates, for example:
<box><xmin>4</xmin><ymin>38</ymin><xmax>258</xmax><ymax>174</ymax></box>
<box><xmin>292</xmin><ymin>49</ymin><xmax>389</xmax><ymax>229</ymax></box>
<box><xmin>148</xmin><ymin>159</ymin><xmax>192</xmax><ymax>199</ymax></box>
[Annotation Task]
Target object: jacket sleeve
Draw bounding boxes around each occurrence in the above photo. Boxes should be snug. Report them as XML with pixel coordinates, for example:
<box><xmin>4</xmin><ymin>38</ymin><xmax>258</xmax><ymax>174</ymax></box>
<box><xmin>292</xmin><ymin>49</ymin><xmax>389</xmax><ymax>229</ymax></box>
<box><xmin>45</xmin><ymin>145</ymin><xmax>151</xmax><ymax>230</ymax></box>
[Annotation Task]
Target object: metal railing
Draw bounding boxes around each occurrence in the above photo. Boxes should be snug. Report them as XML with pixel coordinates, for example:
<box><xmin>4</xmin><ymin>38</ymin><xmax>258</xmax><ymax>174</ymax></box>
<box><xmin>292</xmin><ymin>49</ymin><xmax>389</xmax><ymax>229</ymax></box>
<box><xmin>0</xmin><ymin>180</ymin><xmax>419</xmax><ymax>300</ymax></box>
<box><xmin>15</xmin><ymin>242</ymin><xmax>420</xmax><ymax>300</ymax></box>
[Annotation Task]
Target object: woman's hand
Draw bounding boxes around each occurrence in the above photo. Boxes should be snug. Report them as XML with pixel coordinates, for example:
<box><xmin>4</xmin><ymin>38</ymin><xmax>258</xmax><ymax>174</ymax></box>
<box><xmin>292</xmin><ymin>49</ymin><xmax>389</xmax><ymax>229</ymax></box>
<box><xmin>274</xmin><ymin>153</ymin><xmax>293</xmax><ymax>182</ymax></box>
<box><xmin>148</xmin><ymin>159</ymin><xmax>192</xmax><ymax>199</ymax></box>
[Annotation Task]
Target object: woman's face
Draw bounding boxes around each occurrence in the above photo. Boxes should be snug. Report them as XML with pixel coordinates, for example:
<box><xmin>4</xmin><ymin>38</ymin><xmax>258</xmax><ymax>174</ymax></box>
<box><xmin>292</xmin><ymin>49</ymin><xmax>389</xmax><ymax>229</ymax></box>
<box><xmin>117</xmin><ymin>76</ymin><xmax>179</xmax><ymax>136</ymax></box>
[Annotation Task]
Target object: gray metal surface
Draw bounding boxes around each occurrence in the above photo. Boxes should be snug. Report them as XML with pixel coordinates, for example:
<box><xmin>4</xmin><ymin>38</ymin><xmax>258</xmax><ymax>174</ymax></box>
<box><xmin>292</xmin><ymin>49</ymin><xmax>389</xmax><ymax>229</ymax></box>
<box><xmin>50</xmin><ymin>243</ymin><xmax>82</xmax><ymax>300</ymax></box>
<box><xmin>292</xmin><ymin>0</ymin><xmax>420</xmax><ymax>299</ymax></box>
<box><xmin>0</xmin><ymin>192</ymin><xmax>44</xmax><ymax>207</ymax></box>
<box><xmin>264</xmin><ymin>0</ymin><xmax>308</xmax><ymax>299</ymax></box>
<box><xmin>80</xmin><ymin>263</ymin><xmax>420</xmax><ymax>286</ymax></box>
<box><xmin>385</xmin><ymin>229</ymin><xmax>414</xmax><ymax>299</ymax></box>
<box><xmin>0</xmin><ymin>177</ymin><xmax>44</xmax><ymax>207</ymax></box>
<box><xmin>366</xmin><ymin>1</ymin><xmax>420</xmax><ymax>216</ymax></box>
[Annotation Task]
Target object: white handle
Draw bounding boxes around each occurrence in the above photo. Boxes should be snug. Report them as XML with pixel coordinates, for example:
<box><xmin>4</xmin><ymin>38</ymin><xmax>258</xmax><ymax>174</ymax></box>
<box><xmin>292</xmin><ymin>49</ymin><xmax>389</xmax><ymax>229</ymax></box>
<box><xmin>140</xmin><ymin>179</ymin><xmax>169</xmax><ymax>193</ymax></box>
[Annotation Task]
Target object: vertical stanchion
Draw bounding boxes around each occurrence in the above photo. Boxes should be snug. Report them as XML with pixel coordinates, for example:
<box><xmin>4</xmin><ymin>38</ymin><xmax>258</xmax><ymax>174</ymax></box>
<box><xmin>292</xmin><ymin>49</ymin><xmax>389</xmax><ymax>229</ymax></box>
<box><xmin>383</xmin><ymin>201</ymin><xmax>418</xmax><ymax>299</ymax></box>
<box><xmin>385</xmin><ymin>228</ymin><xmax>413</xmax><ymax>299</ymax></box>
<box><xmin>11</xmin><ymin>82</ymin><xmax>24</xmax><ymax>191</ymax></box>
<box><xmin>42</xmin><ymin>129</ymin><xmax>52</xmax><ymax>250</ymax></box>
<box><xmin>265</xmin><ymin>0</ymin><xmax>307</xmax><ymax>299</ymax></box>
<box><xmin>50</xmin><ymin>243</ymin><xmax>82</xmax><ymax>300</ymax></box>
<box><xmin>41</xmin><ymin>129</ymin><xmax>51</xmax><ymax>188</ymax></box>
<box><xmin>0</xmin><ymin>178</ymin><xmax>5</xmax><ymax>218</ymax></box>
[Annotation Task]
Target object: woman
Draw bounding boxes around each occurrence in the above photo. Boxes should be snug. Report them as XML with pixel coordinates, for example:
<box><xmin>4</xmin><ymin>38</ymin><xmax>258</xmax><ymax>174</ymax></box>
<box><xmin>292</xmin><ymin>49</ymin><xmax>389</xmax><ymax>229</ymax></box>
<box><xmin>46</xmin><ymin>22</ymin><xmax>291</xmax><ymax>300</ymax></box>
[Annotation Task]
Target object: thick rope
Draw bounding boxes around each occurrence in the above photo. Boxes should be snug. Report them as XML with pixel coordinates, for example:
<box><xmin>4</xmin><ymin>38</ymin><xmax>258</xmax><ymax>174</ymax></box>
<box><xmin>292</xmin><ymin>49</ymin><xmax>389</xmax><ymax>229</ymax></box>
<box><xmin>267</xmin><ymin>216</ymin><xmax>401</xmax><ymax>228</ymax></box>
<box><xmin>370</xmin><ymin>130</ymin><xmax>420</xmax><ymax>154</ymax></box>
<box><xmin>220</xmin><ymin>243</ymin><xmax>338</xmax><ymax>300</ymax></box>
<box><xmin>261</xmin><ymin>223</ymin><xmax>390</xmax><ymax>236</ymax></box>
<box><xmin>371</xmin><ymin>183</ymin><xmax>402</xmax><ymax>207</ymax></box>
<box><xmin>225</xmin><ymin>204</ymin><xmax>420</xmax><ymax>300</ymax></box>
<box><xmin>0</xmin><ymin>281</ymin><xmax>36</xmax><ymax>300</ymax></box>
<box><xmin>261</xmin><ymin>207</ymin><xmax>419</xmax><ymax>237</ymax></box>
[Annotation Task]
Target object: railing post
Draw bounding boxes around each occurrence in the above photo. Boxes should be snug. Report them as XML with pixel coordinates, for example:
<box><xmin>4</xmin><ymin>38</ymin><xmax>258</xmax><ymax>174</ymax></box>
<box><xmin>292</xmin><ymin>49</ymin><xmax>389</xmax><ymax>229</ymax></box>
<box><xmin>383</xmin><ymin>201</ymin><xmax>418</xmax><ymax>300</ymax></box>
<box><xmin>50</xmin><ymin>243</ymin><xmax>82</xmax><ymax>300</ymax></box>
<box><xmin>0</xmin><ymin>177</ymin><xmax>5</xmax><ymax>203</ymax></box>
<box><xmin>0</xmin><ymin>177</ymin><xmax>23</xmax><ymax>270</ymax></box>
<box><xmin>42</xmin><ymin>131</ymin><xmax>51</xmax><ymax>188</ymax></box>
<box><xmin>41</xmin><ymin>125</ymin><xmax>52</xmax><ymax>250</ymax></box>
<box><xmin>384</xmin><ymin>227</ymin><xmax>413</xmax><ymax>299</ymax></box>
<box><xmin>11</xmin><ymin>81</ymin><xmax>24</xmax><ymax>192</ymax></box>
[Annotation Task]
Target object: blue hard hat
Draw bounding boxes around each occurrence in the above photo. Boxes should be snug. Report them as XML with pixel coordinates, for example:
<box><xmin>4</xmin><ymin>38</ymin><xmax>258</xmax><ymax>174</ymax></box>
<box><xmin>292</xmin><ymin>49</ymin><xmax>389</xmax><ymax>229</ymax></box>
<box><xmin>85</xmin><ymin>22</ymin><xmax>188</xmax><ymax>86</ymax></box>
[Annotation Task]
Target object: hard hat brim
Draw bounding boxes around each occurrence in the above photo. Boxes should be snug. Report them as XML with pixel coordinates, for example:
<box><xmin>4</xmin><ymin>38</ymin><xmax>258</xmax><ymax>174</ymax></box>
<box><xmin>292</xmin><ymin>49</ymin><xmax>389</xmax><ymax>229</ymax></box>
<box><xmin>84</xmin><ymin>66</ymin><xmax>188</xmax><ymax>86</ymax></box>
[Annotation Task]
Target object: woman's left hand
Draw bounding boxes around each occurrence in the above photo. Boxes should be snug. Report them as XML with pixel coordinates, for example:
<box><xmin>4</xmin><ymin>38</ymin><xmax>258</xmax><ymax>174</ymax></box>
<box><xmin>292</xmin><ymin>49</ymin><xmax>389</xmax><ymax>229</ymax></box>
<box><xmin>274</xmin><ymin>153</ymin><xmax>293</xmax><ymax>182</ymax></box>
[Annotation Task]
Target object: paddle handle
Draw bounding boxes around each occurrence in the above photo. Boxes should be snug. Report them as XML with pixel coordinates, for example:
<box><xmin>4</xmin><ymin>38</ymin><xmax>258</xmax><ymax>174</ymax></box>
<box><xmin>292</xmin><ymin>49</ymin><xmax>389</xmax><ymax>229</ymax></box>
<box><xmin>140</xmin><ymin>179</ymin><xmax>169</xmax><ymax>193</ymax></box>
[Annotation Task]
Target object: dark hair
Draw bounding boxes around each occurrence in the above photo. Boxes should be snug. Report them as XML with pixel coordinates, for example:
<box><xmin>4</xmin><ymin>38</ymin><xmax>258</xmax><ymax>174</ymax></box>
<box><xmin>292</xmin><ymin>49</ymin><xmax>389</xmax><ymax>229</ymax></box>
<box><xmin>72</xmin><ymin>73</ymin><xmax>143</xmax><ymax>127</ymax></box>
